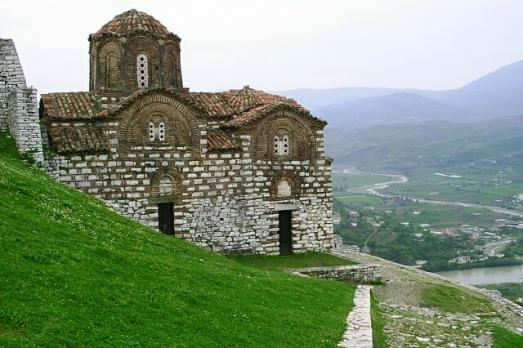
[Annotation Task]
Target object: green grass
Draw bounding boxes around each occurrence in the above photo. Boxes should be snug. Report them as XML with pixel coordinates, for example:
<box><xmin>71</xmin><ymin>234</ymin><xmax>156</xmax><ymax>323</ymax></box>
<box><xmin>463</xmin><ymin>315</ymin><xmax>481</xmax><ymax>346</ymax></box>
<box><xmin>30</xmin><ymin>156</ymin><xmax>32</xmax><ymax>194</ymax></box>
<box><xmin>231</xmin><ymin>252</ymin><xmax>356</xmax><ymax>271</ymax></box>
<box><xmin>492</xmin><ymin>326</ymin><xmax>523</xmax><ymax>347</ymax></box>
<box><xmin>370</xmin><ymin>291</ymin><xmax>387</xmax><ymax>348</ymax></box>
<box><xmin>420</xmin><ymin>283</ymin><xmax>493</xmax><ymax>314</ymax></box>
<box><xmin>483</xmin><ymin>283</ymin><xmax>523</xmax><ymax>303</ymax></box>
<box><xmin>382</xmin><ymin>168</ymin><xmax>523</xmax><ymax>208</ymax></box>
<box><xmin>334</xmin><ymin>193</ymin><xmax>384</xmax><ymax>206</ymax></box>
<box><xmin>335</xmin><ymin>192</ymin><xmax>504</xmax><ymax>229</ymax></box>
<box><xmin>0</xmin><ymin>133</ymin><xmax>355</xmax><ymax>347</ymax></box>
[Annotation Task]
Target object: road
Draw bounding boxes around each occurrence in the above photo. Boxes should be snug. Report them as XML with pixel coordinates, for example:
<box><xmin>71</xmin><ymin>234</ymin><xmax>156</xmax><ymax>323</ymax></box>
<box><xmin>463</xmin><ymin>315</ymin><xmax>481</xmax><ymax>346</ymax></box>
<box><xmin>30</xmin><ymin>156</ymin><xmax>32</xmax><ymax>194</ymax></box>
<box><xmin>483</xmin><ymin>238</ymin><xmax>515</xmax><ymax>257</ymax></box>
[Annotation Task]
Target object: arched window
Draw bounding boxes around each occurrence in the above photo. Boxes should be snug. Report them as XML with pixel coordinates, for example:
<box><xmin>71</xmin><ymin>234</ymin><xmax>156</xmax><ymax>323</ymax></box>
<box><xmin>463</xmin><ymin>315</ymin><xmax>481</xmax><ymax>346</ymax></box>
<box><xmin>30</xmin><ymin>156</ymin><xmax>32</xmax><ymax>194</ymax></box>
<box><xmin>136</xmin><ymin>54</ymin><xmax>149</xmax><ymax>89</ymax></box>
<box><xmin>149</xmin><ymin>119</ymin><xmax>166</xmax><ymax>142</ymax></box>
<box><xmin>105</xmin><ymin>53</ymin><xmax>120</xmax><ymax>89</ymax></box>
<box><xmin>274</xmin><ymin>134</ymin><xmax>290</xmax><ymax>156</ymax></box>
<box><xmin>165</xmin><ymin>53</ymin><xmax>177</xmax><ymax>88</ymax></box>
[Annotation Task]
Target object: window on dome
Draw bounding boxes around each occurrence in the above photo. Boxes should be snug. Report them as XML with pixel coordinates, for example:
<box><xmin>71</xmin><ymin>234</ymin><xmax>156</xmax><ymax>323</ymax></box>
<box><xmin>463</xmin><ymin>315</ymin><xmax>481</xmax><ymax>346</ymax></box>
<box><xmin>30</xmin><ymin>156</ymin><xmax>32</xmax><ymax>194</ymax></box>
<box><xmin>136</xmin><ymin>54</ymin><xmax>149</xmax><ymax>89</ymax></box>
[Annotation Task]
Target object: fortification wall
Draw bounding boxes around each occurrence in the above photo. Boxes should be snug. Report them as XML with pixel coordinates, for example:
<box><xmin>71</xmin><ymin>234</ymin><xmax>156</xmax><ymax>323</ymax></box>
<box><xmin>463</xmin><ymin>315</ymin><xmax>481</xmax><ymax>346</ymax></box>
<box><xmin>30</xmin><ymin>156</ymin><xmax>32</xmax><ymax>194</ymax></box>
<box><xmin>0</xmin><ymin>38</ymin><xmax>43</xmax><ymax>162</ymax></box>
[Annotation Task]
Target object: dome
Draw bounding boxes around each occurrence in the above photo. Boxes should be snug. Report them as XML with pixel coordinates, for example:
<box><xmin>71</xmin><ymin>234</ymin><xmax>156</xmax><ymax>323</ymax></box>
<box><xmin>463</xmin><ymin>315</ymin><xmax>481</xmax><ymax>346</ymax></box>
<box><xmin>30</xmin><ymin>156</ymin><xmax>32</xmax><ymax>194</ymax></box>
<box><xmin>94</xmin><ymin>9</ymin><xmax>171</xmax><ymax>37</ymax></box>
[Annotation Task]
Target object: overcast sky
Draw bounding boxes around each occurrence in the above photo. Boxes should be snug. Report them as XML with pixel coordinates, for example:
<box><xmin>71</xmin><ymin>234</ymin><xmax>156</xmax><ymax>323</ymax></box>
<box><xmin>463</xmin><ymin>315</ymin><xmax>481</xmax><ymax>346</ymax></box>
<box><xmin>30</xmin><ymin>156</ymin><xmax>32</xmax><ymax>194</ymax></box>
<box><xmin>2</xmin><ymin>0</ymin><xmax>523</xmax><ymax>94</ymax></box>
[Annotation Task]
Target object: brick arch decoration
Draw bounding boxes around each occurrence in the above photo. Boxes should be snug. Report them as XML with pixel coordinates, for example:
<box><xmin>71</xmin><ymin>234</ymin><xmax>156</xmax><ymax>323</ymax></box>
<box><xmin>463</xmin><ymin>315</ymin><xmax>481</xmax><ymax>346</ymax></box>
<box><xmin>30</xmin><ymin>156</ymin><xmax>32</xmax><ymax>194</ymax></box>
<box><xmin>117</xmin><ymin>93</ymin><xmax>201</xmax><ymax>157</ymax></box>
<box><xmin>268</xmin><ymin>170</ymin><xmax>303</xmax><ymax>200</ymax></box>
<box><xmin>148</xmin><ymin>166</ymin><xmax>184</xmax><ymax>204</ymax></box>
<box><xmin>97</xmin><ymin>40</ymin><xmax>122</xmax><ymax>92</ymax></box>
<box><xmin>251</xmin><ymin>110</ymin><xmax>317</xmax><ymax>161</ymax></box>
<box><xmin>126</xmin><ymin>36</ymin><xmax>160</xmax><ymax>91</ymax></box>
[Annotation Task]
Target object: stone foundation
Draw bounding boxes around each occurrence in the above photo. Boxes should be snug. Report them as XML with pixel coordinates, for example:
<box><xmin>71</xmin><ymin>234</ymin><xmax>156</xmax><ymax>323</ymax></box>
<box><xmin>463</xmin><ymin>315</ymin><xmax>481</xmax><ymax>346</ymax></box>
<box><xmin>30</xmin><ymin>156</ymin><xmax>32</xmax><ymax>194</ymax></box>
<box><xmin>290</xmin><ymin>265</ymin><xmax>382</xmax><ymax>284</ymax></box>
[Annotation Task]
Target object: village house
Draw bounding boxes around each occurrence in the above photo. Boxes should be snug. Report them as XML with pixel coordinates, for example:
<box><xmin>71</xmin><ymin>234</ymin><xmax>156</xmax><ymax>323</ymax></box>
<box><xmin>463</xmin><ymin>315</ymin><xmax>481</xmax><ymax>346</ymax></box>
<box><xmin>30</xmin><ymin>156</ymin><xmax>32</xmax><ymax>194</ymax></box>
<box><xmin>26</xmin><ymin>9</ymin><xmax>334</xmax><ymax>255</ymax></box>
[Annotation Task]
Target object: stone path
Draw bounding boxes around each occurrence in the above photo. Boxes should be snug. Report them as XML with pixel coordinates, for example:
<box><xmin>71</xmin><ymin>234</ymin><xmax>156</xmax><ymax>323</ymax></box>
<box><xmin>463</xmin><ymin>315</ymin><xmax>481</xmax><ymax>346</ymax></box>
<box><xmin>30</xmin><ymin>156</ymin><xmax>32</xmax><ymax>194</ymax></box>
<box><xmin>338</xmin><ymin>285</ymin><xmax>373</xmax><ymax>348</ymax></box>
<box><xmin>332</xmin><ymin>248</ymin><xmax>523</xmax><ymax>346</ymax></box>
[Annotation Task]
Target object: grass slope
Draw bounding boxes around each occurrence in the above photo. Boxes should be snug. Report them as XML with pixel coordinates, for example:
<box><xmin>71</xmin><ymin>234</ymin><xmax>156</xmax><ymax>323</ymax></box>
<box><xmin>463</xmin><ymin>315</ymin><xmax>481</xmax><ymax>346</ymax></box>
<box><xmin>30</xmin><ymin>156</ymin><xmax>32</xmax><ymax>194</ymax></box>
<box><xmin>492</xmin><ymin>326</ymin><xmax>523</xmax><ymax>347</ymax></box>
<box><xmin>0</xmin><ymin>133</ymin><xmax>355</xmax><ymax>347</ymax></box>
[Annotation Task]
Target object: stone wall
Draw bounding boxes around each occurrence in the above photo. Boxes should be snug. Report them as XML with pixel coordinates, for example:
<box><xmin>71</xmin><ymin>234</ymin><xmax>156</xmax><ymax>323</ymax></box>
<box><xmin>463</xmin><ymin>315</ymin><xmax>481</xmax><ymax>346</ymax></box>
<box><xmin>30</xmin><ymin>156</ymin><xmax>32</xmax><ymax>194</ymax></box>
<box><xmin>0</xmin><ymin>39</ymin><xmax>26</xmax><ymax>131</ymax></box>
<box><xmin>0</xmin><ymin>38</ymin><xmax>43</xmax><ymax>163</ymax></box>
<box><xmin>7</xmin><ymin>88</ymin><xmax>44</xmax><ymax>162</ymax></box>
<box><xmin>290</xmin><ymin>265</ymin><xmax>382</xmax><ymax>284</ymax></box>
<box><xmin>45</xmin><ymin>117</ymin><xmax>334</xmax><ymax>254</ymax></box>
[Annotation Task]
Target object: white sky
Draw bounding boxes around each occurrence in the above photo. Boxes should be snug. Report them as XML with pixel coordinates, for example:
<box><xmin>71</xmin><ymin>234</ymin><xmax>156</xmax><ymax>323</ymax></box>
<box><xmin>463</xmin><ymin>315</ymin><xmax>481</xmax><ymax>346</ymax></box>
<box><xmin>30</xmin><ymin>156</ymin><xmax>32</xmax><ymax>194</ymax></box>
<box><xmin>2</xmin><ymin>0</ymin><xmax>523</xmax><ymax>94</ymax></box>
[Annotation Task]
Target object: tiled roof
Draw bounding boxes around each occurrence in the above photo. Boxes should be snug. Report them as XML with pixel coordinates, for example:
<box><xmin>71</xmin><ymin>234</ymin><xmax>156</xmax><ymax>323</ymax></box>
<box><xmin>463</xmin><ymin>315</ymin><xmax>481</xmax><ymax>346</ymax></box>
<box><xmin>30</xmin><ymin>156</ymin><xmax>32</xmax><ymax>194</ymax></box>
<box><xmin>186</xmin><ymin>92</ymin><xmax>236</xmax><ymax>118</ymax></box>
<box><xmin>48</xmin><ymin>124</ymin><xmax>108</xmax><ymax>153</ymax></box>
<box><xmin>184</xmin><ymin>87</ymin><xmax>309</xmax><ymax>122</ymax></box>
<box><xmin>41</xmin><ymin>87</ymin><xmax>326</xmax><ymax>153</ymax></box>
<box><xmin>207</xmin><ymin>129</ymin><xmax>239</xmax><ymax>151</ymax></box>
<box><xmin>94</xmin><ymin>9</ymin><xmax>170</xmax><ymax>36</ymax></box>
<box><xmin>103</xmin><ymin>87</ymin><xmax>306</xmax><ymax>121</ymax></box>
<box><xmin>40</xmin><ymin>92</ymin><xmax>103</xmax><ymax>120</ymax></box>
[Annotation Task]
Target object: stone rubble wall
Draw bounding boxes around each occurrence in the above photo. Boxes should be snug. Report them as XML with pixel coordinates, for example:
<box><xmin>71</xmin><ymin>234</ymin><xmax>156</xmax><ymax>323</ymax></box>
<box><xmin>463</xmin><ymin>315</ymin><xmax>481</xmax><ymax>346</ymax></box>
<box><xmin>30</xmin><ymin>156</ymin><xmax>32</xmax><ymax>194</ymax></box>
<box><xmin>6</xmin><ymin>88</ymin><xmax>44</xmax><ymax>162</ymax></box>
<box><xmin>0</xmin><ymin>38</ymin><xmax>43</xmax><ymax>163</ymax></box>
<box><xmin>0</xmin><ymin>38</ymin><xmax>26</xmax><ymax>131</ymax></box>
<box><xmin>45</xmin><ymin>121</ymin><xmax>334</xmax><ymax>254</ymax></box>
<box><xmin>290</xmin><ymin>265</ymin><xmax>382</xmax><ymax>283</ymax></box>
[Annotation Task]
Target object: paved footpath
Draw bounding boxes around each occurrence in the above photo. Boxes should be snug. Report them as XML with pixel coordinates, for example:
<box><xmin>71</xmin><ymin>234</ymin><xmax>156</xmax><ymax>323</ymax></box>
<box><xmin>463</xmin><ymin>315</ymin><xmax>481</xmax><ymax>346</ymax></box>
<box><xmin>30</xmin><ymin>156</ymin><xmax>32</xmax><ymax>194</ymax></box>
<box><xmin>338</xmin><ymin>285</ymin><xmax>373</xmax><ymax>348</ymax></box>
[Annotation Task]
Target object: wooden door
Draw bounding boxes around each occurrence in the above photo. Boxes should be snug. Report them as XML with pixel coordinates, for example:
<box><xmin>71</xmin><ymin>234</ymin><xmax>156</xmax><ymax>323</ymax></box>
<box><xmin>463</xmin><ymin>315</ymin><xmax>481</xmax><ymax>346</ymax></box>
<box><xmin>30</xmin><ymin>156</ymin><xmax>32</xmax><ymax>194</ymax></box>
<box><xmin>278</xmin><ymin>210</ymin><xmax>293</xmax><ymax>255</ymax></box>
<box><xmin>158</xmin><ymin>203</ymin><xmax>174</xmax><ymax>235</ymax></box>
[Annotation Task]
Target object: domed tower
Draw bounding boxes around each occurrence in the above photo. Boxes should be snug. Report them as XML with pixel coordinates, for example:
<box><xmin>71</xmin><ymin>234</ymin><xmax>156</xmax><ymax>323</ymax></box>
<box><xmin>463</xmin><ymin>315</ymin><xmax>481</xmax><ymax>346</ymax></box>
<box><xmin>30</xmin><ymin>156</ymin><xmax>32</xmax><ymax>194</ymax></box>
<box><xmin>88</xmin><ymin>9</ymin><xmax>183</xmax><ymax>97</ymax></box>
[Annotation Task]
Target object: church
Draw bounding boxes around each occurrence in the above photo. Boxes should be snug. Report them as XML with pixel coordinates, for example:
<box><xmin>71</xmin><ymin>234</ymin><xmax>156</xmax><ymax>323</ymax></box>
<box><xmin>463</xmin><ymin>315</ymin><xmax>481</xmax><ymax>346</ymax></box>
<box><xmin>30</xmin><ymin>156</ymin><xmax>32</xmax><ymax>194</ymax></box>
<box><xmin>39</xmin><ymin>9</ymin><xmax>334</xmax><ymax>255</ymax></box>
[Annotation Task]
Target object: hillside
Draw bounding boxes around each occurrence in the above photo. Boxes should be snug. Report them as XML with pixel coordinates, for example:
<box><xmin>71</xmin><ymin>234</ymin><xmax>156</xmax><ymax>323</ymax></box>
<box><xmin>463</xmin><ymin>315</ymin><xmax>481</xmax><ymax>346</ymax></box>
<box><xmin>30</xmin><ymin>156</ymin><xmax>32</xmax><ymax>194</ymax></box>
<box><xmin>326</xmin><ymin>116</ymin><xmax>523</xmax><ymax>172</ymax></box>
<box><xmin>277</xmin><ymin>60</ymin><xmax>523</xmax><ymax>129</ymax></box>
<box><xmin>0</xmin><ymin>133</ymin><xmax>355</xmax><ymax>347</ymax></box>
<box><xmin>315</xmin><ymin>93</ymin><xmax>463</xmax><ymax>129</ymax></box>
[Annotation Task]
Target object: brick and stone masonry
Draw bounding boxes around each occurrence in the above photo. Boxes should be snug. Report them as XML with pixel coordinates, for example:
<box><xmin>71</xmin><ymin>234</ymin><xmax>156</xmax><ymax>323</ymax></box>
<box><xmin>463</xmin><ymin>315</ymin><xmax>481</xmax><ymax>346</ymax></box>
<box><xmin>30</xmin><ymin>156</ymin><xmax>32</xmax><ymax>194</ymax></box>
<box><xmin>6</xmin><ymin>9</ymin><xmax>335</xmax><ymax>255</ymax></box>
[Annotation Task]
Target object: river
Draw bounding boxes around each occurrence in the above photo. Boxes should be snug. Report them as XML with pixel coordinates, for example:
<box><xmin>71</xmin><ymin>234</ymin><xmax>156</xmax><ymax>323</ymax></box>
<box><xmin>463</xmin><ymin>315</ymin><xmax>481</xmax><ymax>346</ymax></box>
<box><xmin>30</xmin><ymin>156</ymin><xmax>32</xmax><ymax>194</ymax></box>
<box><xmin>436</xmin><ymin>264</ymin><xmax>523</xmax><ymax>285</ymax></box>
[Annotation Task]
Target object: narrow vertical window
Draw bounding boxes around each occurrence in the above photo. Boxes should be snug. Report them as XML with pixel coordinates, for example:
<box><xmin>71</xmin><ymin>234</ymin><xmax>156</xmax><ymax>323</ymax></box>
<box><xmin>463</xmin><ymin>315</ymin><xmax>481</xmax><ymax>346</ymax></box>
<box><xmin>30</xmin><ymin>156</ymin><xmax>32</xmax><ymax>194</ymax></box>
<box><xmin>159</xmin><ymin>122</ymin><xmax>165</xmax><ymax>141</ymax></box>
<box><xmin>282</xmin><ymin>135</ymin><xmax>289</xmax><ymax>155</ymax></box>
<box><xmin>149</xmin><ymin>122</ymin><xmax>155</xmax><ymax>141</ymax></box>
<box><xmin>137</xmin><ymin>54</ymin><xmax>149</xmax><ymax>89</ymax></box>
<box><xmin>274</xmin><ymin>135</ymin><xmax>280</xmax><ymax>155</ymax></box>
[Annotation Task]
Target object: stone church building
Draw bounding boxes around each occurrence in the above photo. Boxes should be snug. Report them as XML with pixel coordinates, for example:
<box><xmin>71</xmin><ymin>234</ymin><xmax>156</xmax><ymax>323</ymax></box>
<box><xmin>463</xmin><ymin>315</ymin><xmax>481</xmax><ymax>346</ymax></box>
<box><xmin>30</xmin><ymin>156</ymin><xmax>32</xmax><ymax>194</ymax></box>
<box><xmin>37</xmin><ymin>9</ymin><xmax>334</xmax><ymax>255</ymax></box>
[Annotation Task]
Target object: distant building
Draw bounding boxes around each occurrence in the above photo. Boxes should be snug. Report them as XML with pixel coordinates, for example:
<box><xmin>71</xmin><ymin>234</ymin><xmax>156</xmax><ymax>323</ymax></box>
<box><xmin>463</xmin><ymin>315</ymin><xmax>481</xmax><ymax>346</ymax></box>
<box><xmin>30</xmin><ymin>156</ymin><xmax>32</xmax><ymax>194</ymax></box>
<box><xmin>449</xmin><ymin>256</ymin><xmax>471</xmax><ymax>264</ymax></box>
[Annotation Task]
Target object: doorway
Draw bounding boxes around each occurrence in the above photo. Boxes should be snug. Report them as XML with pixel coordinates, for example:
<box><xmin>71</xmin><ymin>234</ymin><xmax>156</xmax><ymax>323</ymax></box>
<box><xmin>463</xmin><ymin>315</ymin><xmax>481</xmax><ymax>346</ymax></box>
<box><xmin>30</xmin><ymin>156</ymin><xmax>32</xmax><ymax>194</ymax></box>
<box><xmin>278</xmin><ymin>210</ymin><xmax>293</xmax><ymax>255</ymax></box>
<box><xmin>158</xmin><ymin>203</ymin><xmax>174</xmax><ymax>235</ymax></box>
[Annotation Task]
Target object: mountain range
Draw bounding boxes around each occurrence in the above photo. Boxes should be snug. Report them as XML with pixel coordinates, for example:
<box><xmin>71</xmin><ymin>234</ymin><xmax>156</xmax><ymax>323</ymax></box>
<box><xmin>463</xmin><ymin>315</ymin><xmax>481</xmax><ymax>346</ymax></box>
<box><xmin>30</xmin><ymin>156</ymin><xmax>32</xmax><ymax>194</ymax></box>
<box><xmin>276</xmin><ymin>60</ymin><xmax>523</xmax><ymax>129</ymax></box>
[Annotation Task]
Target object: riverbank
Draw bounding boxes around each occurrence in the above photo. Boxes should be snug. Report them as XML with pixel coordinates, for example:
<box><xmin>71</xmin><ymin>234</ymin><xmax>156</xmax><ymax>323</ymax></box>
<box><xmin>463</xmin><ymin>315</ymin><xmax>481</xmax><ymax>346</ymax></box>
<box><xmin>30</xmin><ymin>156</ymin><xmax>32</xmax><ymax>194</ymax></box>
<box><xmin>436</xmin><ymin>263</ymin><xmax>523</xmax><ymax>286</ymax></box>
<box><xmin>423</xmin><ymin>257</ymin><xmax>523</xmax><ymax>273</ymax></box>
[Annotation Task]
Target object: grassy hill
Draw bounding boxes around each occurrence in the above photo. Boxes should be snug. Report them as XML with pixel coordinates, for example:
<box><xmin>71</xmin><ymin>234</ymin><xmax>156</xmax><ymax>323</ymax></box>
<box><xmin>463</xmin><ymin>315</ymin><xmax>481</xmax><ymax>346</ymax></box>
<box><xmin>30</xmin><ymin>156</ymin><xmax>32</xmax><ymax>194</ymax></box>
<box><xmin>0</xmin><ymin>133</ymin><xmax>355</xmax><ymax>347</ymax></box>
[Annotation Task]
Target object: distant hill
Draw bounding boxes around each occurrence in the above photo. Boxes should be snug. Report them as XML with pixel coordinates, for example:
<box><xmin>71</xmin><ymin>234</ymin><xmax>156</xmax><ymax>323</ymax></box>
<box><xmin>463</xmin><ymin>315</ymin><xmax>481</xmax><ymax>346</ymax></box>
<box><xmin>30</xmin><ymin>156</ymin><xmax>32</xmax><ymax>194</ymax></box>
<box><xmin>276</xmin><ymin>60</ymin><xmax>523</xmax><ymax>129</ymax></box>
<box><xmin>326</xmin><ymin>116</ymin><xmax>523</xmax><ymax>171</ymax></box>
<box><xmin>315</xmin><ymin>93</ymin><xmax>463</xmax><ymax>129</ymax></box>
